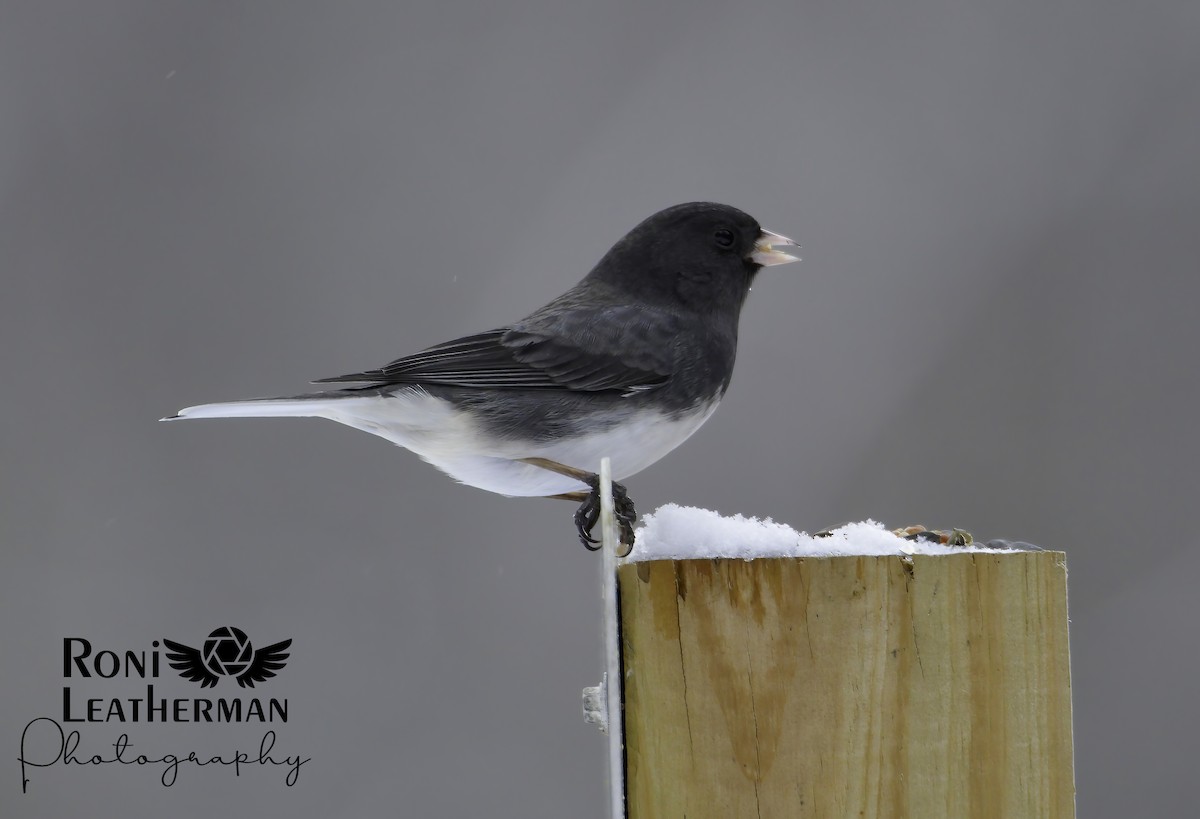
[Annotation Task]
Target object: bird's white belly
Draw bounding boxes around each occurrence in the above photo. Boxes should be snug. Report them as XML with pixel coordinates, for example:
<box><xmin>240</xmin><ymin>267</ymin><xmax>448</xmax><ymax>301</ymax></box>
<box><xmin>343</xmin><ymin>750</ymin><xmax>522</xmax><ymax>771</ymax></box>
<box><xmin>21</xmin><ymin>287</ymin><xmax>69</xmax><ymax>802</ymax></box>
<box><xmin>325</xmin><ymin>391</ymin><xmax>720</xmax><ymax>497</ymax></box>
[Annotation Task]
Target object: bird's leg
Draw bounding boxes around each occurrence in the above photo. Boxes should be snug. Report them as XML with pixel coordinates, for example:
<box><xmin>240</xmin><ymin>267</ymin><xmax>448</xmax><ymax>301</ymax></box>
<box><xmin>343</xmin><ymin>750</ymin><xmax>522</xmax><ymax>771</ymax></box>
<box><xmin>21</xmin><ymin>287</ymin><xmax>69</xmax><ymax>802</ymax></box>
<box><xmin>523</xmin><ymin>457</ymin><xmax>637</xmax><ymax>550</ymax></box>
<box><xmin>522</xmin><ymin>457</ymin><xmax>595</xmax><ymax>484</ymax></box>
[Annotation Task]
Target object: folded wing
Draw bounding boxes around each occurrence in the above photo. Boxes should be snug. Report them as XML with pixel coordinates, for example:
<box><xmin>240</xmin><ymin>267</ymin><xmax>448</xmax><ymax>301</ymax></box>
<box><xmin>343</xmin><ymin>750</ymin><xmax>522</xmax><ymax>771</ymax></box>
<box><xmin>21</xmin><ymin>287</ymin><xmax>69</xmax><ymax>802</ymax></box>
<box><xmin>314</xmin><ymin>305</ymin><xmax>679</xmax><ymax>394</ymax></box>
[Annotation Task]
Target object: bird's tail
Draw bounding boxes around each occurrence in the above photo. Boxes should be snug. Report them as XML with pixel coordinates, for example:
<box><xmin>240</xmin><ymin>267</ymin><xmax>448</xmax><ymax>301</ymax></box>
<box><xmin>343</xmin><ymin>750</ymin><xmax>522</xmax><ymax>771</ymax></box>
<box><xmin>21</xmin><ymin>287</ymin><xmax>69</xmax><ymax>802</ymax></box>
<box><xmin>162</xmin><ymin>393</ymin><xmax>356</xmax><ymax>422</ymax></box>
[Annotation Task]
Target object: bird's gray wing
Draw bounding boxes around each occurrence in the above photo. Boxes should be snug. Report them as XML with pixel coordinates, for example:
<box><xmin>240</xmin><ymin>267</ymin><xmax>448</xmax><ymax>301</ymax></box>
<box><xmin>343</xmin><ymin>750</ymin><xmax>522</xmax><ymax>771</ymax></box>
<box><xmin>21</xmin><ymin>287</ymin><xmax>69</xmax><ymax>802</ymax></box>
<box><xmin>235</xmin><ymin>639</ymin><xmax>292</xmax><ymax>689</ymax></box>
<box><xmin>314</xmin><ymin>306</ymin><xmax>679</xmax><ymax>393</ymax></box>
<box><xmin>162</xmin><ymin>639</ymin><xmax>221</xmax><ymax>688</ymax></box>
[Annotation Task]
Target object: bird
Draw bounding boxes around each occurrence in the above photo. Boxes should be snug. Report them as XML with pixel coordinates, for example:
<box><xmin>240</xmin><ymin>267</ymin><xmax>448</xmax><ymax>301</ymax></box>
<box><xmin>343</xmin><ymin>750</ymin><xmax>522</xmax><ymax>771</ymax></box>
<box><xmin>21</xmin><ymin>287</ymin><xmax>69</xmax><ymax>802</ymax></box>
<box><xmin>165</xmin><ymin>202</ymin><xmax>800</xmax><ymax>548</ymax></box>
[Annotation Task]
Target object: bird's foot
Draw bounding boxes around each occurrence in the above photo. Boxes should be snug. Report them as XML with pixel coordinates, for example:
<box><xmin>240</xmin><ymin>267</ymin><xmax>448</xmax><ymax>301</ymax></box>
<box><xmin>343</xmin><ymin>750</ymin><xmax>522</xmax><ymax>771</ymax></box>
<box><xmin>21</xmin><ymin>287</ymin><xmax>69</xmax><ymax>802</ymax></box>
<box><xmin>566</xmin><ymin>477</ymin><xmax>637</xmax><ymax>551</ymax></box>
<box><xmin>527</xmin><ymin>458</ymin><xmax>637</xmax><ymax>551</ymax></box>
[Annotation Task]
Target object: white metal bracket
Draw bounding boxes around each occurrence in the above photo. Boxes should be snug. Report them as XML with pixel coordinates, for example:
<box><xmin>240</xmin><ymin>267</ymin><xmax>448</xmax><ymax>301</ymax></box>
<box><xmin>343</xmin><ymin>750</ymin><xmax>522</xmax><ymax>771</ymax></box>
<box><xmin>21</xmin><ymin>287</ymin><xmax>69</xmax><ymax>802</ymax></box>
<box><xmin>580</xmin><ymin>456</ymin><xmax>626</xmax><ymax>819</ymax></box>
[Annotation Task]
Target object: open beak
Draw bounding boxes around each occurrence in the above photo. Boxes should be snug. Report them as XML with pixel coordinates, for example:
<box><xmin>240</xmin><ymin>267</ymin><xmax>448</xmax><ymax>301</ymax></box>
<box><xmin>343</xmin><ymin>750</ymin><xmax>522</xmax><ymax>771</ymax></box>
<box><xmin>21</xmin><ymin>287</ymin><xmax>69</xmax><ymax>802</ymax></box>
<box><xmin>750</xmin><ymin>229</ymin><xmax>801</xmax><ymax>267</ymax></box>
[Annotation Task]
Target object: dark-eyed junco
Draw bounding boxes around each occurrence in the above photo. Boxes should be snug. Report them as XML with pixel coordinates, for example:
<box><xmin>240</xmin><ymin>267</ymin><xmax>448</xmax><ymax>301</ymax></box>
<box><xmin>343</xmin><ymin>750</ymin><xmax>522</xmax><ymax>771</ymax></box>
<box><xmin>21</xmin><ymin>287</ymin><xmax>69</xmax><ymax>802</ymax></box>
<box><xmin>166</xmin><ymin>202</ymin><xmax>799</xmax><ymax>548</ymax></box>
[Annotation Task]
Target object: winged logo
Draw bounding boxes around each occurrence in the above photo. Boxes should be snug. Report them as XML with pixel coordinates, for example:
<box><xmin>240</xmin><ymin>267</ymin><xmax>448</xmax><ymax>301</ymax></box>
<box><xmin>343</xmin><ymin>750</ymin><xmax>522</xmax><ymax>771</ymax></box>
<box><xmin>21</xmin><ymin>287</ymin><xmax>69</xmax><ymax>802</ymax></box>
<box><xmin>162</xmin><ymin>627</ymin><xmax>291</xmax><ymax>688</ymax></box>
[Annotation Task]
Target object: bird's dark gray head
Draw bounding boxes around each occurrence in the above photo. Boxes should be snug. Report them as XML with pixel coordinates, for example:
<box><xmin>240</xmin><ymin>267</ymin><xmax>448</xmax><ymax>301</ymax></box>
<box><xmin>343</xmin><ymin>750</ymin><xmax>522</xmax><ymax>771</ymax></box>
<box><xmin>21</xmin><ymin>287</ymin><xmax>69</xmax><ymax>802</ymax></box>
<box><xmin>585</xmin><ymin>202</ymin><xmax>799</xmax><ymax>316</ymax></box>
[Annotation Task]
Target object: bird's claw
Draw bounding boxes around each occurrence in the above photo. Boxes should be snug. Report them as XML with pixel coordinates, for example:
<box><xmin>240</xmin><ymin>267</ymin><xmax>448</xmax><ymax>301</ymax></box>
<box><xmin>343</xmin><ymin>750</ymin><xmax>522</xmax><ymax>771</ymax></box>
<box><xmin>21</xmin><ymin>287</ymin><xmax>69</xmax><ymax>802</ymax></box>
<box><xmin>573</xmin><ymin>475</ymin><xmax>637</xmax><ymax>551</ymax></box>
<box><xmin>574</xmin><ymin>495</ymin><xmax>602</xmax><ymax>550</ymax></box>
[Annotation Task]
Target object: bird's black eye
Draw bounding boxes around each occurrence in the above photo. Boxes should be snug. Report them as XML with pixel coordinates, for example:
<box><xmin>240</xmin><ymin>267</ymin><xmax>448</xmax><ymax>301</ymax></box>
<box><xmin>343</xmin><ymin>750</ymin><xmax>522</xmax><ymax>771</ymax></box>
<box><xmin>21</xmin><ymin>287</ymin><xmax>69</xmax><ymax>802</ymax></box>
<box><xmin>713</xmin><ymin>228</ymin><xmax>736</xmax><ymax>249</ymax></box>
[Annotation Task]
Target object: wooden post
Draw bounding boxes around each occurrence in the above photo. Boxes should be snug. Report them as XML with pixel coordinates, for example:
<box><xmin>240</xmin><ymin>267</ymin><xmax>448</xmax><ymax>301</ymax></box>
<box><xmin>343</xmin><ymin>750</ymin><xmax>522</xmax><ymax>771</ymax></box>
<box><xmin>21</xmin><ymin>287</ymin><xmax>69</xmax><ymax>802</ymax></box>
<box><xmin>618</xmin><ymin>553</ymin><xmax>1074</xmax><ymax>818</ymax></box>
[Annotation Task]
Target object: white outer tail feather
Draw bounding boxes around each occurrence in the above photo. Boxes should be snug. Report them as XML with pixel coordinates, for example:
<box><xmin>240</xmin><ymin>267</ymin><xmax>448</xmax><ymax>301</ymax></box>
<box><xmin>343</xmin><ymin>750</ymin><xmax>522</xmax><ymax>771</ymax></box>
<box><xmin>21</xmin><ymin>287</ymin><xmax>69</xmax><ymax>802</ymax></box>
<box><xmin>167</xmin><ymin>398</ymin><xmax>340</xmax><ymax>421</ymax></box>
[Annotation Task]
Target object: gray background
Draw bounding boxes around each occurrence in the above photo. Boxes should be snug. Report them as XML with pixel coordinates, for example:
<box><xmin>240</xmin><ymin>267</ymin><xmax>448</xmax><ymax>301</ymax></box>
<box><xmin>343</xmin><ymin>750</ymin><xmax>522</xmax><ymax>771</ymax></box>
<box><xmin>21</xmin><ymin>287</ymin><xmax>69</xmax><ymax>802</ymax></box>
<box><xmin>2</xmin><ymin>1</ymin><xmax>1197</xmax><ymax>816</ymax></box>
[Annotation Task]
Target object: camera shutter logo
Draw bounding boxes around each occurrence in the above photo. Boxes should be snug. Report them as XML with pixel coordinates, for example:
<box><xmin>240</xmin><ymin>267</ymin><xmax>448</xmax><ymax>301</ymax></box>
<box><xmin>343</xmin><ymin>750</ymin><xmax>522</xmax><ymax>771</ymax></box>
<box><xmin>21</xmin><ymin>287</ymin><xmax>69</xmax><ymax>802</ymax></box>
<box><xmin>162</xmin><ymin>627</ymin><xmax>291</xmax><ymax>688</ymax></box>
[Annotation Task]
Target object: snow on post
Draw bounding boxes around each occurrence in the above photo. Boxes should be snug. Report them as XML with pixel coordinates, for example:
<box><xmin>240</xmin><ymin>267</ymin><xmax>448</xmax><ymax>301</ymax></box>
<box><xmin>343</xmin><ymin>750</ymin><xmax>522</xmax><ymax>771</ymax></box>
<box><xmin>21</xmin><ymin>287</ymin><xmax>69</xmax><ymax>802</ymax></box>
<box><xmin>615</xmin><ymin>505</ymin><xmax>1075</xmax><ymax>819</ymax></box>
